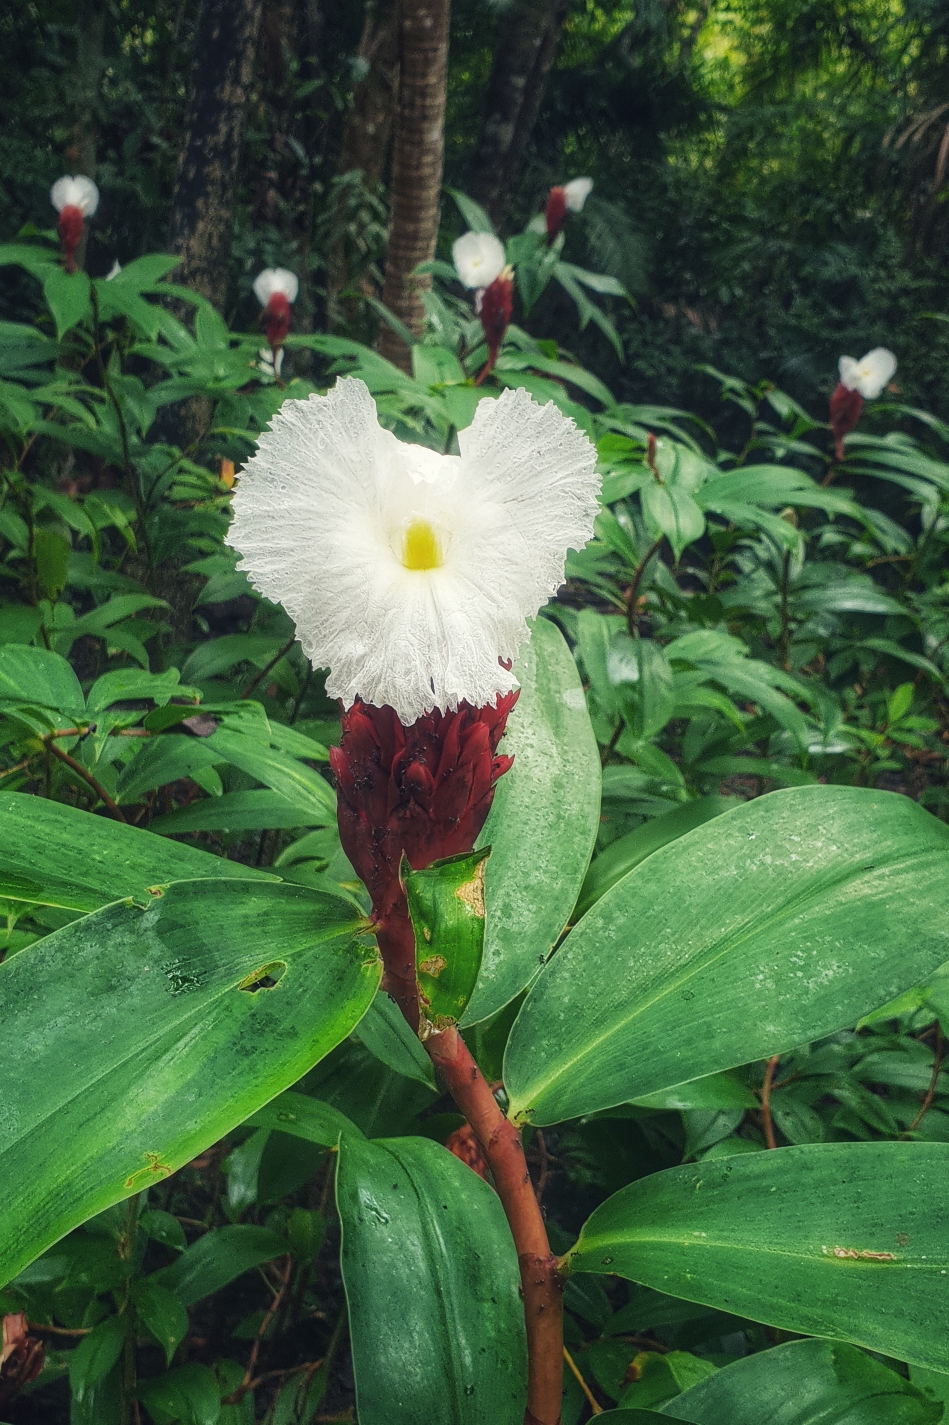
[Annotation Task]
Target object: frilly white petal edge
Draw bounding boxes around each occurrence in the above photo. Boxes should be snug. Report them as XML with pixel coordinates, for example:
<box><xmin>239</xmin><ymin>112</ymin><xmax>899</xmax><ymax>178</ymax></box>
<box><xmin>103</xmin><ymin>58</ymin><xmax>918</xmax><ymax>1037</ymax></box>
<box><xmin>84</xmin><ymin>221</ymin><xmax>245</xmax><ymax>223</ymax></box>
<box><xmin>50</xmin><ymin>175</ymin><xmax>99</xmax><ymax>217</ymax></box>
<box><xmin>838</xmin><ymin>347</ymin><xmax>897</xmax><ymax>400</ymax></box>
<box><xmin>226</xmin><ymin>377</ymin><xmax>599</xmax><ymax>724</ymax></box>
<box><xmin>452</xmin><ymin>231</ymin><xmax>507</xmax><ymax>289</ymax></box>
<box><xmin>253</xmin><ymin>268</ymin><xmax>300</xmax><ymax>305</ymax></box>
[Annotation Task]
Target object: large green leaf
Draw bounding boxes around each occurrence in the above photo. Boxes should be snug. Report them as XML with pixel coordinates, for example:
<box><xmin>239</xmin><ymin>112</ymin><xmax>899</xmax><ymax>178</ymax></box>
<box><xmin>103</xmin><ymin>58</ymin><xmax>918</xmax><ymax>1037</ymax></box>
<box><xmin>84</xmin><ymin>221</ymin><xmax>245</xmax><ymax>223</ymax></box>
<box><xmin>505</xmin><ymin>787</ymin><xmax>949</xmax><ymax>1125</ymax></box>
<box><xmin>0</xmin><ymin>791</ymin><xmax>273</xmax><ymax>910</ymax></box>
<box><xmin>406</xmin><ymin>848</ymin><xmax>490</xmax><ymax>1025</ymax></box>
<box><xmin>336</xmin><ymin>1134</ymin><xmax>527</xmax><ymax>1425</ymax></box>
<box><xmin>565</xmin><ymin>1142</ymin><xmax>949</xmax><ymax>1372</ymax></box>
<box><xmin>463</xmin><ymin>616</ymin><xmax>600</xmax><ymax>1025</ymax></box>
<box><xmin>656</xmin><ymin>1337</ymin><xmax>942</xmax><ymax>1423</ymax></box>
<box><xmin>0</xmin><ymin>879</ymin><xmax>380</xmax><ymax>1284</ymax></box>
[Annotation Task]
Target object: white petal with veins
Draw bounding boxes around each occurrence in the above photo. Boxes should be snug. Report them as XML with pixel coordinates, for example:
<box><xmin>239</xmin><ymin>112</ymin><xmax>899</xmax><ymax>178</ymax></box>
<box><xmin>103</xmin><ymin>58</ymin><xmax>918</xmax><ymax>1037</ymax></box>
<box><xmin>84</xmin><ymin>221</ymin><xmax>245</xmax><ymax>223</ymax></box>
<box><xmin>838</xmin><ymin>347</ymin><xmax>896</xmax><ymax>399</ymax></box>
<box><xmin>227</xmin><ymin>378</ymin><xmax>599</xmax><ymax>723</ymax></box>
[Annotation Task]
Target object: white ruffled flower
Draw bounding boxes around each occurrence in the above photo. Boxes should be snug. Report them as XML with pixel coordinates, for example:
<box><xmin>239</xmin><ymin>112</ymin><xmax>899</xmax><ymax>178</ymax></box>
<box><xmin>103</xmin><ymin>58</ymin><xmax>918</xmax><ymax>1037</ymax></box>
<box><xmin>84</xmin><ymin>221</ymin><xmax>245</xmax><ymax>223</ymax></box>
<box><xmin>452</xmin><ymin>232</ymin><xmax>506</xmax><ymax>290</ymax></box>
<box><xmin>256</xmin><ymin>346</ymin><xmax>284</xmax><ymax>377</ymax></box>
<box><xmin>563</xmin><ymin>177</ymin><xmax>593</xmax><ymax>212</ymax></box>
<box><xmin>227</xmin><ymin>377</ymin><xmax>599</xmax><ymax>724</ymax></box>
<box><xmin>50</xmin><ymin>175</ymin><xmax>99</xmax><ymax>217</ymax></box>
<box><xmin>838</xmin><ymin>348</ymin><xmax>896</xmax><ymax>400</ymax></box>
<box><xmin>253</xmin><ymin>268</ymin><xmax>299</xmax><ymax>305</ymax></box>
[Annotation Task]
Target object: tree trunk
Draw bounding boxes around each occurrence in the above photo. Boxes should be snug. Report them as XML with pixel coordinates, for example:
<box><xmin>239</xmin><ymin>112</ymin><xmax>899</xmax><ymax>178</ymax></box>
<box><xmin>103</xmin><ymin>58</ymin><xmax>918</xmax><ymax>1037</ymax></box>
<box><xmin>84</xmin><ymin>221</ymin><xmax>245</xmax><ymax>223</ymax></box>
<box><xmin>377</xmin><ymin>0</ymin><xmax>450</xmax><ymax>372</ymax></box>
<box><xmin>167</xmin><ymin>0</ymin><xmax>264</xmax><ymax>310</ymax></box>
<box><xmin>468</xmin><ymin>0</ymin><xmax>568</xmax><ymax>228</ymax></box>
<box><xmin>338</xmin><ymin>0</ymin><xmax>400</xmax><ymax>186</ymax></box>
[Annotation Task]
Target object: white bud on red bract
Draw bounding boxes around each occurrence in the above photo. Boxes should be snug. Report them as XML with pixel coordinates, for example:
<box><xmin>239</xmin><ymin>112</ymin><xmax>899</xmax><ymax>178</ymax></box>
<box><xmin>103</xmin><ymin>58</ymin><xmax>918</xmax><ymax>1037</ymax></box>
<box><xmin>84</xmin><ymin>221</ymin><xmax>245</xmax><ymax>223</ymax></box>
<box><xmin>838</xmin><ymin>348</ymin><xmax>897</xmax><ymax>400</ymax></box>
<box><xmin>227</xmin><ymin>378</ymin><xmax>599</xmax><ymax>725</ymax></box>
<box><xmin>49</xmin><ymin>175</ymin><xmax>99</xmax><ymax>217</ymax></box>
<box><xmin>252</xmin><ymin>268</ymin><xmax>299</xmax><ymax>306</ymax></box>
<box><xmin>563</xmin><ymin>177</ymin><xmax>593</xmax><ymax>212</ymax></box>
<box><xmin>452</xmin><ymin>231</ymin><xmax>506</xmax><ymax>290</ymax></box>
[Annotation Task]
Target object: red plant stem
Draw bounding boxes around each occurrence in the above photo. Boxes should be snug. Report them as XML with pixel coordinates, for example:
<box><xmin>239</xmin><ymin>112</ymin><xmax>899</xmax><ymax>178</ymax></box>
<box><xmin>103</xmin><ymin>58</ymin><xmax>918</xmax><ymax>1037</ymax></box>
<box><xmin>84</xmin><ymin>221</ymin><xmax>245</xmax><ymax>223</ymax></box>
<box><xmin>760</xmin><ymin>1054</ymin><xmax>780</xmax><ymax>1149</ymax></box>
<box><xmin>426</xmin><ymin>1025</ymin><xmax>563</xmax><ymax>1425</ymax></box>
<box><xmin>375</xmin><ymin>913</ymin><xmax>422</xmax><ymax>1034</ymax></box>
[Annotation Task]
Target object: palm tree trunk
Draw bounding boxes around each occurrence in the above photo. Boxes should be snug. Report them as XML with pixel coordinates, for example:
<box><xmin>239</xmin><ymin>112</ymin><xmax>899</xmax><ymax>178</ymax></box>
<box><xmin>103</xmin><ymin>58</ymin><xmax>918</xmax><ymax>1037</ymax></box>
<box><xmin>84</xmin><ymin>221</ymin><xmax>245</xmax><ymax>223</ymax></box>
<box><xmin>468</xmin><ymin>0</ymin><xmax>568</xmax><ymax>228</ymax></box>
<box><xmin>377</xmin><ymin>0</ymin><xmax>450</xmax><ymax>372</ymax></box>
<box><xmin>167</xmin><ymin>0</ymin><xmax>264</xmax><ymax>310</ymax></box>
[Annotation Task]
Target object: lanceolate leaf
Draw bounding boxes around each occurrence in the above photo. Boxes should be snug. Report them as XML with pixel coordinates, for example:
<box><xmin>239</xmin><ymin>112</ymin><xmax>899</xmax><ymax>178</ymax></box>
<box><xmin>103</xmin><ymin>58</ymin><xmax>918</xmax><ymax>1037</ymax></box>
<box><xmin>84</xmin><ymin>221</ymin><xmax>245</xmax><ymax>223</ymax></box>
<box><xmin>336</xmin><ymin>1135</ymin><xmax>527</xmax><ymax>1425</ymax></box>
<box><xmin>406</xmin><ymin>847</ymin><xmax>490</xmax><ymax>1025</ymax></box>
<box><xmin>0</xmin><ymin>791</ymin><xmax>274</xmax><ymax>910</ymax></box>
<box><xmin>564</xmin><ymin>1142</ymin><xmax>949</xmax><ymax>1374</ymax></box>
<box><xmin>464</xmin><ymin>616</ymin><xmax>601</xmax><ymax>1024</ymax></box>
<box><xmin>505</xmin><ymin>787</ymin><xmax>949</xmax><ymax>1126</ymax></box>
<box><xmin>0</xmin><ymin>879</ymin><xmax>380</xmax><ymax>1284</ymax></box>
<box><xmin>656</xmin><ymin>1337</ymin><xmax>942</xmax><ymax>1424</ymax></box>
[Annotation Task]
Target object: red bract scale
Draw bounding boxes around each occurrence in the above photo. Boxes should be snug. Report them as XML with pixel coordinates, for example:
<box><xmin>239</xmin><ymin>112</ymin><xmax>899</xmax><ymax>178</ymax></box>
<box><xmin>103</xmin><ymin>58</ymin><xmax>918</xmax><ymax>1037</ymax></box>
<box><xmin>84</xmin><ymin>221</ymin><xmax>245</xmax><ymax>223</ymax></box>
<box><xmin>475</xmin><ymin>270</ymin><xmax>513</xmax><ymax>386</ymax></box>
<box><xmin>330</xmin><ymin>693</ymin><xmax>517</xmax><ymax>1028</ymax></box>
<box><xmin>57</xmin><ymin>205</ymin><xmax>85</xmax><ymax>274</ymax></box>
<box><xmin>545</xmin><ymin>185</ymin><xmax>568</xmax><ymax>240</ymax></box>
<box><xmin>830</xmin><ymin>382</ymin><xmax>864</xmax><ymax>461</ymax></box>
<box><xmin>264</xmin><ymin>291</ymin><xmax>292</xmax><ymax>350</ymax></box>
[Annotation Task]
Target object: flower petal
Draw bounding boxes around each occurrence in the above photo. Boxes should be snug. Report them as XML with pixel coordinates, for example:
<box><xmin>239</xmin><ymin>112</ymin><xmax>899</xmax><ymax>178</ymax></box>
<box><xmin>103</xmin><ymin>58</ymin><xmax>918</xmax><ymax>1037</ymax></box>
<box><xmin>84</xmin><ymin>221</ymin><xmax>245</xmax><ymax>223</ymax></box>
<box><xmin>838</xmin><ymin>355</ymin><xmax>861</xmax><ymax>390</ymax></box>
<box><xmin>563</xmin><ymin>177</ymin><xmax>593</xmax><ymax>212</ymax></box>
<box><xmin>452</xmin><ymin>232</ymin><xmax>506</xmax><ymax>289</ymax></box>
<box><xmin>50</xmin><ymin>175</ymin><xmax>99</xmax><ymax>217</ymax></box>
<box><xmin>253</xmin><ymin>268</ymin><xmax>299</xmax><ymax>305</ymax></box>
<box><xmin>854</xmin><ymin>346</ymin><xmax>897</xmax><ymax>400</ymax></box>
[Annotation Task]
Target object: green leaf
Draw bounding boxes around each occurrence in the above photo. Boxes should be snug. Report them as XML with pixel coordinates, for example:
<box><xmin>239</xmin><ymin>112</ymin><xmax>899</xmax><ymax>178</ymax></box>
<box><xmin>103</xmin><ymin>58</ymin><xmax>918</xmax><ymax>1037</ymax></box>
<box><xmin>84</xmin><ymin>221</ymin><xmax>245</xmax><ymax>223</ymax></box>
<box><xmin>576</xmin><ymin>797</ymin><xmax>737</xmax><ymax>920</ymax></box>
<box><xmin>641</xmin><ymin>481</ymin><xmax>706</xmax><ymax>560</ymax></box>
<box><xmin>131</xmin><ymin>1277</ymin><xmax>189</xmax><ymax>1364</ymax></box>
<box><xmin>608</xmin><ymin>634</ymin><xmax>676</xmax><ymax>739</ymax></box>
<box><xmin>153</xmin><ymin>1225</ymin><xmax>286</xmax><ymax>1307</ymax></box>
<box><xmin>619</xmin><ymin>1352</ymin><xmax>718</xmax><ymax>1411</ymax></box>
<box><xmin>445</xmin><ymin>187</ymin><xmax>496</xmax><ymax>234</ymax></box>
<box><xmin>139</xmin><ymin>1209</ymin><xmax>187</xmax><ymax>1253</ymax></box>
<box><xmin>505</xmin><ymin>787</ymin><xmax>949</xmax><ymax>1126</ymax></box>
<box><xmin>33</xmin><ymin>528</ymin><xmax>71</xmax><ymax>601</ymax></box>
<box><xmin>565</xmin><ymin>1141</ymin><xmax>949</xmax><ymax>1373</ymax></box>
<box><xmin>42</xmin><ymin>268</ymin><xmax>92</xmax><ymax>338</ymax></box>
<box><xmin>0</xmin><ymin>645</ymin><xmax>84</xmax><ymax>719</ymax></box>
<box><xmin>0</xmin><ymin>879</ymin><xmax>380</xmax><ymax>1283</ymax></box>
<box><xmin>662</xmin><ymin>1338</ymin><xmax>942</xmax><ymax>1423</ymax></box>
<box><xmin>354</xmin><ymin>992</ymin><xmax>436</xmax><ymax>1088</ymax></box>
<box><xmin>137</xmin><ymin>1363</ymin><xmax>222</xmax><ymax>1425</ymax></box>
<box><xmin>204</xmin><ymin>727</ymin><xmax>336</xmax><ymax>821</ymax></box>
<box><xmin>336</xmin><ymin>1134</ymin><xmax>527</xmax><ymax>1425</ymax></box>
<box><xmin>464</xmin><ymin>618</ymin><xmax>601</xmax><ymax>1024</ymax></box>
<box><xmin>149</xmin><ymin>790</ymin><xmax>323</xmax><ymax>835</ymax></box>
<box><xmin>245</xmin><ymin>1088</ymin><xmax>361</xmax><ymax>1146</ymax></box>
<box><xmin>406</xmin><ymin>847</ymin><xmax>490</xmax><ymax>1025</ymax></box>
<box><xmin>68</xmin><ymin>1314</ymin><xmax>126</xmax><ymax>1403</ymax></box>
<box><xmin>0</xmin><ymin>791</ymin><xmax>274</xmax><ymax>910</ymax></box>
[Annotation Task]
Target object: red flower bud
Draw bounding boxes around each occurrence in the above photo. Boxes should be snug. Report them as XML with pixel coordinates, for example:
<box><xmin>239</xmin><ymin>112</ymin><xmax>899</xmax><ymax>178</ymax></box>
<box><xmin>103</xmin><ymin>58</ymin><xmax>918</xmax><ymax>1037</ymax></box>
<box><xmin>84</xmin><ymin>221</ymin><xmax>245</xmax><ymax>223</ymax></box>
<box><xmin>264</xmin><ymin>291</ymin><xmax>292</xmax><ymax>351</ymax></box>
<box><xmin>475</xmin><ymin>270</ymin><xmax>513</xmax><ymax>386</ymax></box>
<box><xmin>57</xmin><ymin>204</ymin><xmax>85</xmax><ymax>274</ymax></box>
<box><xmin>829</xmin><ymin>382</ymin><xmax>864</xmax><ymax>462</ymax></box>
<box><xmin>331</xmin><ymin>694</ymin><xmax>517</xmax><ymax>1027</ymax></box>
<box><xmin>545</xmin><ymin>185</ymin><xmax>568</xmax><ymax>241</ymax></box>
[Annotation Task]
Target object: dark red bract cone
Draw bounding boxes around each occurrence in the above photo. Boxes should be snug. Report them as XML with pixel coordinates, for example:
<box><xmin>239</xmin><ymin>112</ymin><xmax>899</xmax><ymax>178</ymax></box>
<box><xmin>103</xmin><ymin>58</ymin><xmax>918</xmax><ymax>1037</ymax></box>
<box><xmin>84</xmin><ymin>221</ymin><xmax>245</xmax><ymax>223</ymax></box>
<box><xmin>264</xmin><ymin>291</ymin><xmax>292</xmax><ymax>351</ymax></box>
<box><xmin>544</xmin><ymin>185</ymin><xmax>568</xmax><ymax>241</ymax></box>
<box><xmin>57</xmin><ymin>204</ymin><xmax>84</xmax><ymax>274</ymax></box>
<box><xmin>330</xmin><ymin>694</ymin><xmax>517</xmax><ymax>1028</ymax></box>
<box><xmin>475</xmin><ymin>272</ymin><xmax>513</xmax><ymax>386</ymax></box>
<box><xmin>829</xmin><ymin>382</ymin><xmax>864</xmax><ymax>461</ymax></box>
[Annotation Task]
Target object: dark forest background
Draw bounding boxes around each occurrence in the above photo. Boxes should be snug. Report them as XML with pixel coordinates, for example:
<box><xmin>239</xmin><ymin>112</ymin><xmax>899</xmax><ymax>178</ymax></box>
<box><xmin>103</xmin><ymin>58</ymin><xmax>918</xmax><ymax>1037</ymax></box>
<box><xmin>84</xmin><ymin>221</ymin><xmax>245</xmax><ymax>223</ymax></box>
<box><xmin>3</xmin><ymin>0</ymin><xmax>949</xmax><ymax>419</ymax></box>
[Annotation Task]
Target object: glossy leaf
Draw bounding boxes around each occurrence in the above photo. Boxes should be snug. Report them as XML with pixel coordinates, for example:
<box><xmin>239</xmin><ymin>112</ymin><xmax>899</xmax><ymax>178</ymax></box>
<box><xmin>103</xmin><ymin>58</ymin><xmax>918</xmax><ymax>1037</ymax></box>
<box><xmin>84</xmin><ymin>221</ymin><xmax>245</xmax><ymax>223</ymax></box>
<box><xmin>153</xmin><ymin>1225</ymin><xmax>287</xmax><ymax>1307</ymax></box>
<box><xmin>353</xmin><ymin>992</ymin><xmax>436</xmax><ymax>1088</ymax></box>
<box><xmin>336</xmin><ymin>1134</ymin><xmax>527</xmax><ymax>1425</ymax></box>
<box><xmin>464</xmin><ymin>616</ymin><xmax>600</xmax><ymax>1024</ymax></box>
<box><xmin>132</xmin><ymin>1278</ymin><xmax>189</xmax><ymax>1364</ymax></box>
<box><xmin>505</xmin><ymin>787</ymin><xmax>949</xmax><ymax>1125</ymax></box>
<box><xmin>658</xmin><ymin>1338</ymin><xmax>941</xmax><ymax>1423</ymax></box>
<box><xmin>0</xmin><ymin>879</ymin><xmax>379</xmax><ymax>1284</ymax></box>
<box><xmin>406</xmin><ymin>848</ymin><xmax>490</xmax><ymax>1025</ymax></box>
<box><xmin>565</xmin><ymin>1141</ymin><xmax>949</xmax><ymax>1372</ymax></box>
<box><xmin>68</xmin><ymin>1314</ymin><xmax>126</xmax><ymax>1402</ymax></box>
<box><xmin>137</xmin><ymin>1363</ymin><xmax>222</xmax><ymax>1425</ymax></box>
<box><xmin>245</xmin><ymin>1089</ymin><xmax>361</xmax><ymax>1145</ymax></box>
<box><xmin>0</xmin><ymin>790</ymin><xmax>274</xmax><ymax>910</ymax></box>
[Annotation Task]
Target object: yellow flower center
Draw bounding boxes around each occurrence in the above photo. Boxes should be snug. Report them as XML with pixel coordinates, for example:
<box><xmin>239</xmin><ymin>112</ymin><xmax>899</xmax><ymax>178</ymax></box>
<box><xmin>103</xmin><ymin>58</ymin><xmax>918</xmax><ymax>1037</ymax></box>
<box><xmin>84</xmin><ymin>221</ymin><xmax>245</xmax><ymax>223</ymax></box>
<box><xmin>401</xmin><ymin>519</ymin><xmax>442</xmax><ymax>571</ymax></box>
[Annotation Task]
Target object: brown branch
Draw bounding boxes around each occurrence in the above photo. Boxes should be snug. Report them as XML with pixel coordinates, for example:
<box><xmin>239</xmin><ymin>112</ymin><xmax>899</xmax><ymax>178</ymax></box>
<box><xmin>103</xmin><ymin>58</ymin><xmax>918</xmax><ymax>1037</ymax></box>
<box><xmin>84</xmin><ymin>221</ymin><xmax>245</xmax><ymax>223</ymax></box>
<box><xmin>240</xmin><ymin>636</ymin><xmax>297</xmax><ymax>699</ymax></box>
<box><xmin>27</xmin><ymin>1321</ymin><xmax>92</xmax><ymax>1337</ymax></box>
<box><xmin>46</xmin><ymin>741</ymin><xmax>127</xmax><ymax>822</ymax></box>
<box><xmin>223</xmin><ymin>1254</ymin><xmax>294</xmax><ymax>1403</ymax></box>
<box><xmin>760</xmin><ymin>1054</ymin><xmax>780</xmax><ymax>1149</ymax></box>
<box><xmin>563</xmin><ymin>1346</ymin><xmax>602</xmax><ymax>1414</ymax></box>
<box><xmin>426</xmin><ymin>1028</ymin><xmax>564</xmax><ymax>1425</ymax></box>
<box><xmin>625</xmin><ymin>536</ymin><xmax>663</xmax><ymax>638</ymax></box>
<box><xmin>904</xmin><ymin>1026</ymin><xmax>944</xmax><ymax>1136</ymax></box>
